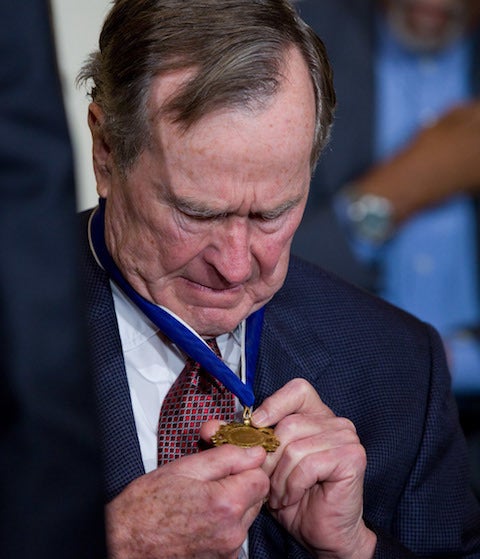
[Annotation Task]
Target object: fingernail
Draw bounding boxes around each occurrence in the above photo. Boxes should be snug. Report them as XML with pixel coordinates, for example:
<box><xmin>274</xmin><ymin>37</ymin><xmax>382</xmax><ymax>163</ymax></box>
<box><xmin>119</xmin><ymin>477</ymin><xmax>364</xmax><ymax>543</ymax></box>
<box><xmin>268</xmin><ymin>495</ymin><xmax>279</xmax><ymax>510</ymax></box>
<box><xmin>252</xmin><ymin>409</ymin><xmax>268</xmax><ymax>426</ymax></box>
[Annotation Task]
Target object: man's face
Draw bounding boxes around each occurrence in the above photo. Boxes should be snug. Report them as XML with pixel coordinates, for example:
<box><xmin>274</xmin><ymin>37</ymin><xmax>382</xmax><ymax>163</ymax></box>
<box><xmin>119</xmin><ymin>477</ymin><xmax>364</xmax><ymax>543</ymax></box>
<box><xmin>382</xmin><ymin>0</ymin><xmax>476</xmax><ymax>52</ymax></box>
<box><xmin>95</xmin><ymin>47</ymin><xmax>315</xmax><ymax>337</ymax></box>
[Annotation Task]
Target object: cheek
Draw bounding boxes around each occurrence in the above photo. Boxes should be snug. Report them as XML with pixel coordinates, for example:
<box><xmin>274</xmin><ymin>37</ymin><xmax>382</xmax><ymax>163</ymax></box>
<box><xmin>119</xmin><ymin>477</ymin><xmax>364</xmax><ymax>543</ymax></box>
<box><xmin>261</xmin><ymin>208</ymin><xmax>305</xmax><ymax>280</ymax></box>
<box><xmin>151</xmin><ymin>217</ymin><xmax>211</xmax><ymax>270</ymax></box>
<box><xmin>257</xmin><ymin>236</ymin><xmax>290</xmax><ymax>269</ymax></box>
<box><xmin>255</xmin><ymin>219</ymin><xmax>299</xmax><ymax>276</ymax></box>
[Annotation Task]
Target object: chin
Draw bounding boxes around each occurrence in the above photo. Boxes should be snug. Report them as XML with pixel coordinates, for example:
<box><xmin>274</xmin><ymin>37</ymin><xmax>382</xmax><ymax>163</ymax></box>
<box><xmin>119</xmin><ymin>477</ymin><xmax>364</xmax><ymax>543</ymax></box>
<box><xmin>182</xmin><ymin>308</ymin><xmax>243</xmax><ymax>337</ymax></box>
<box><xmin>194</xmin><ymin>320</ymin><xmax>242</xmax><ymax>338</ymax></box>
<box><xmin>189</xmin><ymin>301</ymin><xmax>265</xmax><ymax>337</ymax></box>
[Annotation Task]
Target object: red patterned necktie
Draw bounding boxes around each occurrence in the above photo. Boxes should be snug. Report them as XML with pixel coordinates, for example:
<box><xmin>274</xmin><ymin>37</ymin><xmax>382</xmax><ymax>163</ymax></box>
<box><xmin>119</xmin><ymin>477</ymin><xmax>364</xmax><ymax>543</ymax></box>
<box><xmin>157</xmin><ymin>338</ymin><xmax>236</xmax><ymax>466</ymax></box>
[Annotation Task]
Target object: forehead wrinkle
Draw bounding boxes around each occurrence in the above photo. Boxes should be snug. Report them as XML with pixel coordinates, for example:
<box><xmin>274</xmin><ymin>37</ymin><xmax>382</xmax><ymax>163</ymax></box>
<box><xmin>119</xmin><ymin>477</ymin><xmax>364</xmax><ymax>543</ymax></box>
<box><xmin>158</xmin><ymin>130</ymin><xmax>309</xmax><ymax>210</ymax></box>
<box><xmin>146</xmin><ymin>46</ymin><xmax>314</xmax><ymax>217</ymax></box>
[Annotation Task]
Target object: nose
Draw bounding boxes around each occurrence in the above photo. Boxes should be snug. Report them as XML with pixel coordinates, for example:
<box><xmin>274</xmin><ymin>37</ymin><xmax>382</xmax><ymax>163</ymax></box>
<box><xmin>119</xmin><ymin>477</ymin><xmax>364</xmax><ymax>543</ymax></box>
<box><xmin>207</xmin><ymin>217</ymin><xmax>253</xmax><ymax>285</ymax></box>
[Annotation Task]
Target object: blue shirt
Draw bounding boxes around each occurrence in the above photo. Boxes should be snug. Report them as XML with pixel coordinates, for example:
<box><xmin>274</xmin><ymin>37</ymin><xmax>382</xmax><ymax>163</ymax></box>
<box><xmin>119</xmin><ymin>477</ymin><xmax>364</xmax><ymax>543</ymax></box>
<box><xmin>346</xmin><ymin>16</ymin><xmax>480</xmax><ymax>393</ymax></box>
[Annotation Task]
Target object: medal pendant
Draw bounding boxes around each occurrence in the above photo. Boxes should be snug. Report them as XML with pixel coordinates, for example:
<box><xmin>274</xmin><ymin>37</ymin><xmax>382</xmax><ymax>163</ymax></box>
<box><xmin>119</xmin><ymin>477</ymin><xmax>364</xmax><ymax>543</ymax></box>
<box><xmin>212</xmin><ymin>408</ymin><xmax>280</xmax><ymax>452</ymax></box>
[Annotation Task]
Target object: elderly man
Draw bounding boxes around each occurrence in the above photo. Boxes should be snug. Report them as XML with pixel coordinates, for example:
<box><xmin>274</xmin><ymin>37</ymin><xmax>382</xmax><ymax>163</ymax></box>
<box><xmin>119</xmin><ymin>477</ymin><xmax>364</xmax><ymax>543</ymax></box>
<box><xmin>78</xmin><ymin>0</ymin><xmax>480</xmax><ymax>557</ymax></box>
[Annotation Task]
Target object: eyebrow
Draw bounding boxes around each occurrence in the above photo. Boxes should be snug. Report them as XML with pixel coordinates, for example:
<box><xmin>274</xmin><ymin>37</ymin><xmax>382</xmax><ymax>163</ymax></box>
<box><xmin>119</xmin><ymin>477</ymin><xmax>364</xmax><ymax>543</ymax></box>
<box><xmin>170</xmin><ymin>193</ymin><xmax>305</xmax><ymax>219</ymax></box>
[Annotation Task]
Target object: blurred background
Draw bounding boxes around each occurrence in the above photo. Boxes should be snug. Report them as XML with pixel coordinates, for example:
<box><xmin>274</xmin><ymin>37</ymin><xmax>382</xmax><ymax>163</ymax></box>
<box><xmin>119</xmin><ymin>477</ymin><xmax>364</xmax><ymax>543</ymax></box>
<box><xmin>50</xmin><ymin>0</ymin><xmax>110</xmax><ymax>211</ymax></box>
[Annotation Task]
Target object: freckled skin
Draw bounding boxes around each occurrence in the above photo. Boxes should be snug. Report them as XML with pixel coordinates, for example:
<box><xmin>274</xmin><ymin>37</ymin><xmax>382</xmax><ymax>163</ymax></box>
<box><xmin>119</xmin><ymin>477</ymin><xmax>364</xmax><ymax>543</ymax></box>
<box><xmin>91</xmin><ymin>46</ymin><xmax>316</xmax><ymax>338</ymax></box>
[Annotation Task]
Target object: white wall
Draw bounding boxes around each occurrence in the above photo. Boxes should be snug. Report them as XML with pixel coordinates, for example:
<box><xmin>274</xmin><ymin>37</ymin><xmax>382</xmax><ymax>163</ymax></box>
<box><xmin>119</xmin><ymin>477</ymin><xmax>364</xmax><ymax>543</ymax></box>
<box><xmin>50</xmin><ymin>0</ymin><xmax>111</xmax><ymax>210</ymax></box>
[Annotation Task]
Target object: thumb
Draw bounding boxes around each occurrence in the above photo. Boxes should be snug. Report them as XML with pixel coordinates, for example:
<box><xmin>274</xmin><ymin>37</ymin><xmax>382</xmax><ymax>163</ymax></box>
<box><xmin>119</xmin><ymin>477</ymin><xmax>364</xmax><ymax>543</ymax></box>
<box><xmin>199</xmin><ymin>418</ymin><xmax>223</xmax><ymax>443</ymax></box>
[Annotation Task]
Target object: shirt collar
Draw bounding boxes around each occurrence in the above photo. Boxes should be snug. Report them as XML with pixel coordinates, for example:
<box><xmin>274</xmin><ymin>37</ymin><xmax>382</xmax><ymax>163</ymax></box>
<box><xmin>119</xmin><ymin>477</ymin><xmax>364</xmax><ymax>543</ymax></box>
<box><xmin>111</xmin><ymin>280</ymin><xmax>243</xmax><ymax>359</ymax></box>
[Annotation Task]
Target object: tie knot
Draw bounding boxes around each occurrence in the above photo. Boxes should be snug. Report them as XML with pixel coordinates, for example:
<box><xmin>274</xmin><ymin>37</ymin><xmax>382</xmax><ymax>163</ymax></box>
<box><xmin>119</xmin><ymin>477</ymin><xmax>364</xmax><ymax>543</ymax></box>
<box><xmin>181</xmin><ymin>338</ymin><xmax>222</xmax><ymax>391</ymax></box>
<box><xmin>206</xmin><ymin>337</ymin><xmax>221</xmax><ymax>359</ymax></box>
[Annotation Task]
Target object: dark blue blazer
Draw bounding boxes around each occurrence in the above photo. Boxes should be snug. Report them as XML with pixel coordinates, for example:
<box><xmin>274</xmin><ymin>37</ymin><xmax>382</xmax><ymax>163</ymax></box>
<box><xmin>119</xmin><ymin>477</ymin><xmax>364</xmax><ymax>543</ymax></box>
<box><xmin>80</xmin><ymin>210</ymin><xmax>480</xmax><ymax>557</ymax></box>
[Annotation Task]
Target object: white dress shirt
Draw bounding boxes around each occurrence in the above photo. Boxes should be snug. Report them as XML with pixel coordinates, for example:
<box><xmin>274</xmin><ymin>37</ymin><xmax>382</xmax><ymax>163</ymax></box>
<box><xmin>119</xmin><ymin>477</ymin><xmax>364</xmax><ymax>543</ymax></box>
<box><xmin>111</xmin><ymin>283</ymin><xmax>249</xmax><ymax>558</ymax></box>
<box><xmin>111</xmin><ymin>281</ymin><xmax>245</xmax><ymax>472</ymax></box>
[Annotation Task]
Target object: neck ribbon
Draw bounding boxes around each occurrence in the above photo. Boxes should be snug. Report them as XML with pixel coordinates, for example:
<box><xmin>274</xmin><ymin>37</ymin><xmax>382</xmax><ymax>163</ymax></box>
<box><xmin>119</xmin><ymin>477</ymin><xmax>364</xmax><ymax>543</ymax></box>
<box><xmin>89</xmin><ymin>198</ymin><xmax>263</xmax><ymax>408</ymax></box>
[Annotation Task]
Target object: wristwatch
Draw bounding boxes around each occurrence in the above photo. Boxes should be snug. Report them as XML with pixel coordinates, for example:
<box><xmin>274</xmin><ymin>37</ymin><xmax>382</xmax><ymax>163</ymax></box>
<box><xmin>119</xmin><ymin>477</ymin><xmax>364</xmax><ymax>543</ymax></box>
<box><xmin>342</xmin><ymin>186</ymin><xmax>394</xmax><ymax>244</ymax></box>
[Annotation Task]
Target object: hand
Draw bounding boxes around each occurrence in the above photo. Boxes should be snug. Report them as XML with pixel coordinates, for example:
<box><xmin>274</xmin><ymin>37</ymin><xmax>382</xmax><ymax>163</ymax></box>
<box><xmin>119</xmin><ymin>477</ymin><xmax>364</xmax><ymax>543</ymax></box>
<box><xmin>253</xmin><ymin>379</ymin><xmax>376</xmax><ymax>559</ymax></box>
<box><xmin>105</xmin><ymin>444</ymin><xmax>269</xmax><ymax>559</ymax></box>
<box><xmin>356</xmin><ymin>100</ymin><xmax>480</xmax><ymax>224</ymax></box>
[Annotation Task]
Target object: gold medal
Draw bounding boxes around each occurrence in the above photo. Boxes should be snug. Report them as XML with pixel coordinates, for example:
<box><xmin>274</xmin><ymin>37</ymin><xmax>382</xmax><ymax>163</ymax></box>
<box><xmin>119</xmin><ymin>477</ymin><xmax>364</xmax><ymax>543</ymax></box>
<box><xmin>212</xmin><ymin>408</ymin><xmax>280</xmax><ymax>452</ymax></box>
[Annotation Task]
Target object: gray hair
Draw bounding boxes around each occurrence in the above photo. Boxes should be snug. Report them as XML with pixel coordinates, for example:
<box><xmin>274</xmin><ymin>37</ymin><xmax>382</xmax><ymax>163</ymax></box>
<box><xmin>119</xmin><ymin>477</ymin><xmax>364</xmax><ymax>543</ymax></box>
<box><xmin>78</xmin><ymin>0</ymin><xmax>336</xmax><ymax>172</ymax></box>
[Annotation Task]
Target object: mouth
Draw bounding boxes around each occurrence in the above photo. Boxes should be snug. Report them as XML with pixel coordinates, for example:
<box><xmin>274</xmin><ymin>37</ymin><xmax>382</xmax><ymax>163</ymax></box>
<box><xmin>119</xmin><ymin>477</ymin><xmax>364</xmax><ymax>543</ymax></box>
<box><xmin>181</xmin><ymin>276</ymin><xmax>245</xmax><ymax>297</ymax></box>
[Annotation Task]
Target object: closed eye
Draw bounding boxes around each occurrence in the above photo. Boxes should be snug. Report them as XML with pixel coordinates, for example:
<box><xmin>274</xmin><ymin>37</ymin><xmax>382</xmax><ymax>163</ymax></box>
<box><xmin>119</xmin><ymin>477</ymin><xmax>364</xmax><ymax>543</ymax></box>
<box><xmin>251</xmin><ymin>196</ymin><xmax>303</xmax><ymax>222</ymax></box>
<box><xmin>180</xmin><ymin>209</ymin><xmax>228</xmax><ymax>221</ymax></box>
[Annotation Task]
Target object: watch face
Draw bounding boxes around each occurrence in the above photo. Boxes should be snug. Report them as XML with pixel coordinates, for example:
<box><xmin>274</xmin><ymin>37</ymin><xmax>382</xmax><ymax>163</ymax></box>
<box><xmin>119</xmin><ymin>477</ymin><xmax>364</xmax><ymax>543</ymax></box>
<box><xmin>346</xmin><ymin>193</ymin><xmax>393</xmax><ymax>243</ymax></box>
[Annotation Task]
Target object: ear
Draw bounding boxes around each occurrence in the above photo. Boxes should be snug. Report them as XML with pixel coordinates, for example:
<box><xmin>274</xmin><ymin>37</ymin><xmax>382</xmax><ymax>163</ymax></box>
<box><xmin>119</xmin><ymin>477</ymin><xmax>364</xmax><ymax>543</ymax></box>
<box><xmin>88</xmin><ymin>102</ymin><xmax>114</xmax><ymax>198</ymax></box>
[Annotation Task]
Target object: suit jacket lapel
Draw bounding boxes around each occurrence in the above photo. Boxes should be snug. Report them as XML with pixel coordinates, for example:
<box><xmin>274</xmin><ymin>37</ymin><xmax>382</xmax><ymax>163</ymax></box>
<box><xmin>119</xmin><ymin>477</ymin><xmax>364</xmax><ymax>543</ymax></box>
<box><xmin>249</xmin><ymin>296</ymin><xmax>332</xmax><ymax>558</ymax></box>
<box><xmin>81</xmin><ymin>211</ymin><xmax>144</xmax><ymax>501</ymax></box>
<box><xmin>253</xmin><ymin>302</ymin><xmax>332</xmax><ymax>407</ymax></box>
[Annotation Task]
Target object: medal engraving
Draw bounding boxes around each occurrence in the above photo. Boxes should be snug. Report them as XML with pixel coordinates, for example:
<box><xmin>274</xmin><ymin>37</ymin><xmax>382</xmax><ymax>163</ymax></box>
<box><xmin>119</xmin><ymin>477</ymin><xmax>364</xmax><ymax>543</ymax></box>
<box><xmin>212</xmin><ymin>408</ymin><xmax>280</xmax><ymax>452</ymax></box>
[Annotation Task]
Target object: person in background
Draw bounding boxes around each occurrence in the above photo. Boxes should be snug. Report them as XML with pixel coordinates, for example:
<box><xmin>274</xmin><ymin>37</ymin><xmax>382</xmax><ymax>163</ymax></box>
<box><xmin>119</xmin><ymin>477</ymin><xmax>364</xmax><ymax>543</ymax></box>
<box><xmin>0</xmin><ymin>1</ymin><xmax>105</xmax><ymax>557</ymax></box>
<box><xmin>292</xmin><ymin>0</ymin><xmax>480</xmax><ymax>497</ymax></box>
<box><xmin>78</xmin><ymin>0</ymin><xmax>480</xmax><ymax>557</ymax></box>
